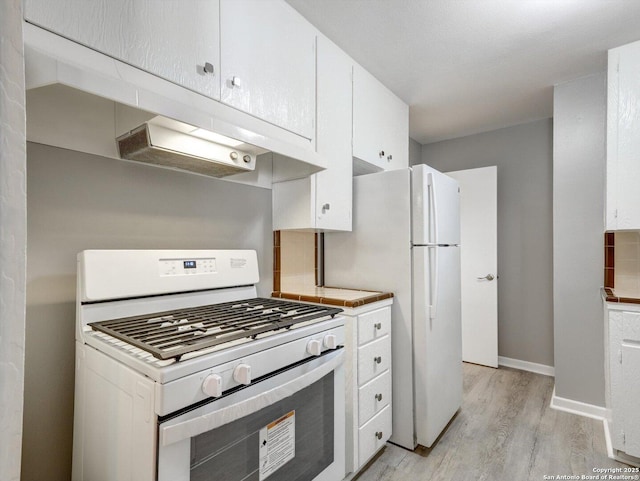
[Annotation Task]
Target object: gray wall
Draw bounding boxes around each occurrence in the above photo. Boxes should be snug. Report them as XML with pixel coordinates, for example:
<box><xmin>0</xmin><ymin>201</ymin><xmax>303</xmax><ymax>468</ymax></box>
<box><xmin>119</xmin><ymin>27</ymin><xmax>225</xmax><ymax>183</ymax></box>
<box><xmin>553</xmin><ymin>73</ymin><xmax>606</xmax><ymax>407</ymax></box>
<box><xmin>409</xmin><ymin>137</ymin><xmax>422</xmax><ymax>166</ymax></box>
<box><xmin>0</xmin><ymin>2</ymin><xmax>27</xmax><ymax>480</ymax></box>
<box><xmin>23</xmin><ymin>143</ymin><xmax>273</xmax><ymax>481</ymax></box>
<box><xmin>420</xmin><ymin>119</ymin><xmax>554</xmax><ymax>367</ymax></box>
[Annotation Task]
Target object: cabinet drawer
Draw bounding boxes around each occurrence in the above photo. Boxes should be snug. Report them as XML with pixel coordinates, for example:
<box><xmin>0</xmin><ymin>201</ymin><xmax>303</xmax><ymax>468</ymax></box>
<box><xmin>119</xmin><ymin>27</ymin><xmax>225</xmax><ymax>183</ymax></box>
<box><xmin>358</xmin><ymin>404</ymin><xmax>391</xmax><ymax>467</ymax></box>
<box><xmin>358</xmin><ymin>370</ymin><xmax>391</xmax><ymax>426</ymax></box>
<box><xmin>358</xmin><ymin>307</ymin><xmax>391</xmax><ymax>345</ymax></box>
<box><xmin>357</xmin><ymin>335</ymin><xmax>391</xmax><ymax>386</ymax></box>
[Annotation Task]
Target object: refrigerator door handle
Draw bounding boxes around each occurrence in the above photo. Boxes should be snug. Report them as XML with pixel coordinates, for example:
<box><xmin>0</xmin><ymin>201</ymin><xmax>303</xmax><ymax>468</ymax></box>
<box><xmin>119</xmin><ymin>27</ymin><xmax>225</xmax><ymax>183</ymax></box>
<box><xmin>428</xmin><ymin>172</ymin><xmax>439</xmax><ymax>245</ymax></box>
<box><xmin>429</xmin><ymin>245</ymin><xmax>438</xmax><ymax>319</ymax></box>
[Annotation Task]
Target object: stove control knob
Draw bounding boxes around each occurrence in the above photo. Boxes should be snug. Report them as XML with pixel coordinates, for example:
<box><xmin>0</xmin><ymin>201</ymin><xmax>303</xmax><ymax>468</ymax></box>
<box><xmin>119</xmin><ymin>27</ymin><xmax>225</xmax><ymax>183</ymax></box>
<box><xmin>202</xmin><ymin>374</ymin><xmax>223</xmax><ymax>398</ymax></box>
<box><xmin>307</xmin><ymin>339</ymin><xmax>322</xmax><ymax>356</ymax></box>
<box><xmin>323</xmin><ymin>334</ymin><xmax>337</xmax><ymax>350</ymax></box>
<box><xmin>233</xmin><ymin>364</ymin><xmax>252</xmax><ymax>385</ymax></box>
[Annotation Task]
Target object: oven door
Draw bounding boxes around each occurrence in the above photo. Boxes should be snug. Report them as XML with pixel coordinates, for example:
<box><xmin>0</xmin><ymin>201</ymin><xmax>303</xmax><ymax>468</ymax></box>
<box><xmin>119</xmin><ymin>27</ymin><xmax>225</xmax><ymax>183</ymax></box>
<box><xmin>157</xmin><ymin>349</ymin><xmax>345</xmax><ymax>481</ymax></box>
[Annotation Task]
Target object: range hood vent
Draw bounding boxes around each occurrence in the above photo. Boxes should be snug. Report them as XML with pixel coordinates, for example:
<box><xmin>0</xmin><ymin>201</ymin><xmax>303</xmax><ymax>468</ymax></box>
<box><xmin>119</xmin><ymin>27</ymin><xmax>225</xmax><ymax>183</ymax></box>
<box><xmin>116</xmin><ymin>121</ymin><xmax>256</xmax><ymax>178</ymax></box>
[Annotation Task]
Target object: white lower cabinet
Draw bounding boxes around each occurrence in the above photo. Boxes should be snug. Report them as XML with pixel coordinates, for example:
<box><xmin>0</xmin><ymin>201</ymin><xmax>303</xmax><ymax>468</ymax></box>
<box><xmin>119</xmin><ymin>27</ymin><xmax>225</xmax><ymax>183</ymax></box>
<box><xmin>358</xmin><ymin>405</ymin><xmax>392</xmax><ymax>467</ymax></box>
<box><xmin>606</xmin><ymin>304</ymin><xmax>640</xmax><ymax>460</ymax></box>
<box><xmin>342</xmin><ymin>301</ymin><xmax>393</xmax><ymax>478</ymax></box>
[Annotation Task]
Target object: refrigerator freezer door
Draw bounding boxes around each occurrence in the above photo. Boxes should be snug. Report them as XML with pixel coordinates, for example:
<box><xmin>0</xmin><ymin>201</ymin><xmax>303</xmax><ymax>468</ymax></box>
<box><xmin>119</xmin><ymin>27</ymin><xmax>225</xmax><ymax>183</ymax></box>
<box><xmin>412</xmin><ymin>164</ymin><xmax>460</xmax><ymax>246</ymax></box>
<box><xmin>412</xmin><ymin>245</ymin><xmax>462</xmax><ymax>448</ymax></box>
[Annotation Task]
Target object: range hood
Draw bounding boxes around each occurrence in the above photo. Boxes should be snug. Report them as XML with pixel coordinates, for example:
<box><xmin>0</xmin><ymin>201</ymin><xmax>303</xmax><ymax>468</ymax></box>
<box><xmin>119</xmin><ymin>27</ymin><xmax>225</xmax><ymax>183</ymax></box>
<box><xmin>116</xmin><ymin>117</ymin><xmax>256</xmax><ymax>178</ymax></box>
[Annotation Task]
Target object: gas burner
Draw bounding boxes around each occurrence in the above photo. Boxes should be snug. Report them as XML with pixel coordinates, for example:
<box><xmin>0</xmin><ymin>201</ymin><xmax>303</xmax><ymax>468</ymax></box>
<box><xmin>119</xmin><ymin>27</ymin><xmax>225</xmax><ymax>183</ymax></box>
<box><xmin>89</xmin><ymin>297</ymin><xmax>341</xmax><ymax>361</ymax></box>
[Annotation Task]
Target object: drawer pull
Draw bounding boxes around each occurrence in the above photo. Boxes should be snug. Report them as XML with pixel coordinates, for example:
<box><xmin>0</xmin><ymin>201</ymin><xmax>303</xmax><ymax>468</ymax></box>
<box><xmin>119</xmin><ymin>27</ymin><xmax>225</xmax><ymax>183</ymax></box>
<box><xmin>374</xmin><ymin>356</ymin><xmax>382</xmax><ymax>364</ymax></box>
<box><xmin>374</xmin><ymin>322</ymin><xmax>382</xmax><ymax>330</ymax></box>
<box><xmin>376</xmin><ymin>431</ymin><xmax>383</xmax><ymax>440</ymax></box>
<box><xmin>375</xmin><ymin>393</ymin><xmax>383</xmax><ymax>402</ymax></box>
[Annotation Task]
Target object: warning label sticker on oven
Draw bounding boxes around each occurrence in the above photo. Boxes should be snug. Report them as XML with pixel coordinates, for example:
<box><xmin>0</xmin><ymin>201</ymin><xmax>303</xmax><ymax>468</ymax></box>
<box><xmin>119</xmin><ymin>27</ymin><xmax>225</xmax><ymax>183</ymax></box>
<box><xmin>259</xmin><ymin>410</ymin><xmax>295</xmax><ymax>481</ymax></box>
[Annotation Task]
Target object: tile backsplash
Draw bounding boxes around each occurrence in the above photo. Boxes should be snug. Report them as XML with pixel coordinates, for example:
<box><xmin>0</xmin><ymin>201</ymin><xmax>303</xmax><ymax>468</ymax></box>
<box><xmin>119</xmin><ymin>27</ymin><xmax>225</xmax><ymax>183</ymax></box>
<box><xmin>614</xmin><ymin>231</ymin><xmax>640</xmax><ymax>295</ymax></box>
<box><xmin>277</xmin><ymin>230</ymin><xmax>317</xmax><ymax>292</ymax></box>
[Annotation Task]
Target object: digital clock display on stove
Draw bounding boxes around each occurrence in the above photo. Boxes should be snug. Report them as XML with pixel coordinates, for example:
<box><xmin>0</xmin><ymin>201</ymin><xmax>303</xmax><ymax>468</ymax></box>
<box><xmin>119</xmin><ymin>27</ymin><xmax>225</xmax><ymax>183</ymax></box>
<box><xmin>183</xmin><ymin>260</ymin><xmax>197</xmax><ymax>269</ymax></box>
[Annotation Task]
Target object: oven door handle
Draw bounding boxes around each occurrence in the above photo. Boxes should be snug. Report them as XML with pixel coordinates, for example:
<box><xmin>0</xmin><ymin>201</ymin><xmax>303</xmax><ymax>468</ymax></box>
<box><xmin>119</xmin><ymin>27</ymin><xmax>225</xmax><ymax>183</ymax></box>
<box><xmin>159</xmin><ymin>349</ymin><xmax>344</xmax><ymax>447</ymax></box>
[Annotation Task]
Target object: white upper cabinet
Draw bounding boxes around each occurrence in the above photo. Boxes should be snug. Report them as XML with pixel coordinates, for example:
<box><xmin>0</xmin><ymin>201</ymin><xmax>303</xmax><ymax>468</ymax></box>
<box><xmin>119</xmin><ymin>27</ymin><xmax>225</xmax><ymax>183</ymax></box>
<box><xmin>352</xmin><ymin>64</ymin><xmax>409</xmax><ymax>173</ymax></box>
<box><xmin>607</xmin><ymin>39</ymin><xmax>640</xmax><ymax>230</ymax></box>
<box><xmin>220</xmin><ymin>0</ymin><xmax>316</xmax><ymax>140</ymax></box>
<box><xmin>272</xmin><ymin>35</ymin><xmax>352</xmax><ymax>231</ymax></box>
<box><xmin>23</xmin><ymin>0</ymin><xmax>221</xmax><ymax>100</ymax></box>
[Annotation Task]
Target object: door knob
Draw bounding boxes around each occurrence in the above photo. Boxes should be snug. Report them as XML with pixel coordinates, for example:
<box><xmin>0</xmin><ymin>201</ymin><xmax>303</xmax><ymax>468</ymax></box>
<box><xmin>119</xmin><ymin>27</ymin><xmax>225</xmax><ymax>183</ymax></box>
<box><xmin>477</xmin><ymin>274</ymin><xmax>495</xmax><ymax>281</ymax></box>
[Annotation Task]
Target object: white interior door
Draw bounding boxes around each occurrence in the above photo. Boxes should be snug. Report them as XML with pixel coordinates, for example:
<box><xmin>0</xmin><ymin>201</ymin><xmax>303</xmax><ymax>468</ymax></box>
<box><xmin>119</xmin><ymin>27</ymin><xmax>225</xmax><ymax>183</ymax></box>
<box><xmin>447</xmin><ymin>166</ymin><xmax>498</xmax><ymax>368</ymax></box>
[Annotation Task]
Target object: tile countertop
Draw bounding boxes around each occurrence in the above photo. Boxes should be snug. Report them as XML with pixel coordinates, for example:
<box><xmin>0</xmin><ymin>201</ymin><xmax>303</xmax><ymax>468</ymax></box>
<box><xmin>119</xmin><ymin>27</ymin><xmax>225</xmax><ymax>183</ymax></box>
<box><xmin>602</xmin><ymin>287</ymin><xmax>640</xmax><ymax>304</ymax></box>
<box><xmin>272</xmin><ymin>287</ymin><xmax>394</xmax><ymax>308</ymax></box>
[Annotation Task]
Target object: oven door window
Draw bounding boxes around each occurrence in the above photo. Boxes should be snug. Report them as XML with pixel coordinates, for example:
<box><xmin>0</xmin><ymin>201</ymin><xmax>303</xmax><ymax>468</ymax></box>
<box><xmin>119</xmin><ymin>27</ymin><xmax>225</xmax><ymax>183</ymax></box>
<box><xmin>190</xmin><ymin>372</ymin><xmax>334</xmax><ymax>481</ymax></box>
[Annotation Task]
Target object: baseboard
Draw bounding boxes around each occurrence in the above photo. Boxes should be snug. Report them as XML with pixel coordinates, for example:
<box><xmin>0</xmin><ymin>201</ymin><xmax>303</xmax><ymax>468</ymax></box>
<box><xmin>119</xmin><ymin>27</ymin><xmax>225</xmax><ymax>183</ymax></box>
<box><xmin>549</xmin><ymin>387</ymin><xmax>606</xmax><ymax>420</ymax></box>
<box><xmin>498</xmin><ymin>356</ymin><xmax>555</xmax><ymax>377</ymax></box>
<box><xmin>603</xmin><ymin>418</ymin><xmax>614</xmax><ymax>458</ymax></box>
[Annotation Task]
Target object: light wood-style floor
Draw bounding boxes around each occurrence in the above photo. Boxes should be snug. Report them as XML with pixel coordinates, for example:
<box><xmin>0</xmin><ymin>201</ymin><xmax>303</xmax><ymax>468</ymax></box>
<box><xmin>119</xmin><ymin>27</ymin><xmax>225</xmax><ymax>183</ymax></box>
<box><xmin>356</xmin><ymin>363</ymin><xmax>627</xmax><ymax>481</ymax></box>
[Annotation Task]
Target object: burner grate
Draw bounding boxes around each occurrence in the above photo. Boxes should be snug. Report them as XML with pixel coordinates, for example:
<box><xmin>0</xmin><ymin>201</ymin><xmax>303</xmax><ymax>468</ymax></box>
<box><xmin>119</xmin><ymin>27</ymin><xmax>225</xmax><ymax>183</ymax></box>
<box><xmin>88</xmin><ymin>297</ymin><xmax>342</xmax><ymax>360</ymax></box>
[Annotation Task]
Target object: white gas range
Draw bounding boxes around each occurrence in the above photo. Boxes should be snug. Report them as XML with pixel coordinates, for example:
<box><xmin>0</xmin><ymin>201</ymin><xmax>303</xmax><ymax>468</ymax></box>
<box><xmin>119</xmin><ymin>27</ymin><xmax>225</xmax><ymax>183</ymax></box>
<box><xmin>72</xmin><ymin>249</ymin><xmax>345</xmax><ymax>481</ymax></box>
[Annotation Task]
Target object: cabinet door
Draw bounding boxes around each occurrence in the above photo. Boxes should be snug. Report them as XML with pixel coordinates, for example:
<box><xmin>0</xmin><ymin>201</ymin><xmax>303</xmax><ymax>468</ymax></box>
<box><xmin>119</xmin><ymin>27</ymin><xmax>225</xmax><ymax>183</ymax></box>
<box><xmin>353</xmin><ymin>64</ymin><xmax>409</xmax><ymax>171</ymax></box>
<box><xmin>220</xmin><ymin>0</ymin><xmax>315</xmax><ymax>140</ymax></box>
<box><xmin>608</xmin><ymin>40</ymin><xmax>640</xmax><ymax>230</ymax></box>
<box><xmin>622</xmin><ymin>342</ymin><xmax>640</xmax><ymax>457</ymax></box>
<box><xmin>271</xmin><ymin>35</ymin><xmax>351</xmax><ymax>232</ymax></box>
<box><xmin>24</xmin><ymin>0</ymin><xmax>221</xmax><ymax>100</ymax></box>
<box><xmin>315</xmin><ymin>36</ymin><xmax>352</xmax><ymax>231</ymax></box>
<box><xmin>609</xmin><ymin>310</ymin><xmax>625</xmax><ymax>451</ymax></box>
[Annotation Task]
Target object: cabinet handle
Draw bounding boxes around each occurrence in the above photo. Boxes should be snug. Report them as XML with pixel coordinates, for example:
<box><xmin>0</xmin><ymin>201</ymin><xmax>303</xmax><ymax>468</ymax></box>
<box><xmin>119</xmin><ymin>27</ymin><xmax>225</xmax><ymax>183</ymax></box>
<box><xmin>231</xmin><ymin>76</ymin><xmax>242</xmax><ymax>88</ymax></box>
<box><xmin>375</xmin><ymin>431</ymin><xmax>383</xmax><ymax>440</ymax></box>
<box><xmin>374</xmin><ymin>356</ymin><xmax>382</xmax><ymax>364</ymax></box>
<box><xmin>375</xmin><ymin>393</ymin><xmax>383</xmax><ymax>402</ymax></box>
<box><xmin>374</xmin><ymin>322</ymin><xmax>382</xmax><ymax>330</ymax></box>
<box><xmin>203</xmin><ymin>62</ymin><xmax>214</xmax><ymax>75</ymax></box>
<box><xmin>378</xmin><ymin>150</ymin><xmax>385</xmax><ymax>158</ymax></box>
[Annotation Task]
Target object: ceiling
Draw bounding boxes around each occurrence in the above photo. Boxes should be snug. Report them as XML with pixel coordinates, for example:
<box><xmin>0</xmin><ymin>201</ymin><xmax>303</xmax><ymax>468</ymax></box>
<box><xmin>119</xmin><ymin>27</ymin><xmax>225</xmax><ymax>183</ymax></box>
<box><xmin>286</xmin><ymin>0</ymin><xmax>640</xmax><ymax>144</ymax></box>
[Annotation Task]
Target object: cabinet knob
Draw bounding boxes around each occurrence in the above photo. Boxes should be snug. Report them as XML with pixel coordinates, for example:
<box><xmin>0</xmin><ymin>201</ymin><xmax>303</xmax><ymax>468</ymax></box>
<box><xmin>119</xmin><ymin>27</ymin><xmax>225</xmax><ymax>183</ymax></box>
<box><xmin>375</xmin><ymin>393</ymin><xmax>383</xmax><ymax>402</ymax></box>
<box><xmin>375</xmin><ymin>431</ymin><xmax>383</xmax><ymax>440</ymax></box>
<box><xmin>374</xmin><ymin>322</ymin><xmax>382</xmax><ymax>330</ymax></box>
<box><xmin>203</xmin><ymin>62</ymin><xmax>215</xmax><ymax>75</ymax></box>
<box><xmin>374</xmin><ymin>356</ymin><xmax>382</xmax><ymax>364</ymax></box>
<box><xmin>322</xmin><ymin>203</ymin><xmax>330</xmax><ymax>213</ymax></box>
<box><xmin>378</xmin><ymin>150</ymin><xmax>385</xmax><ymax>158</ymax></box>
<box><xmin>231</xmin><ymin>76</ymin><xmax>242</xmax><ymax>88</ymax></box>
<box><xmin>387</xmin><ymin>154</ymin><xmax>392</xmax><ymax>161</ymax></box>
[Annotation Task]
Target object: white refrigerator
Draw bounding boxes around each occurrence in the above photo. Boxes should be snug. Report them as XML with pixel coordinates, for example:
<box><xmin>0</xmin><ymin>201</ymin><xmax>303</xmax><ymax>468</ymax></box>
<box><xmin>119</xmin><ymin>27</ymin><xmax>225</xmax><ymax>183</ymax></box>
<box><xmin>324</xmin><ymin>164</ymin><xmax>462</xmax><ymax>450</ymax></box>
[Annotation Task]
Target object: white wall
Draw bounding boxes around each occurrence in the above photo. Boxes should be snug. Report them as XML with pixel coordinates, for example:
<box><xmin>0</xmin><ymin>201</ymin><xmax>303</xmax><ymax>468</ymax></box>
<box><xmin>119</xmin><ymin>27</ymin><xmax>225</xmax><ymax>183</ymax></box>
<box><xmin>420</xmin><ymin>119</ymin><xmax>554</xmax><ymax>368</ymax></box>
<box><xmin>23</xmin><ymin>143</ymin><xmax>274</xmax><ymax>481</ymax></box>
<box><xmin>553</xmin><ymin>73</ymin><xmax>606</xmax><ymax>407</ymax></box>
<box><xmin>0</xmin><ymin>2</ymin><xmax>27</xmax><ymax>480</ymax></box>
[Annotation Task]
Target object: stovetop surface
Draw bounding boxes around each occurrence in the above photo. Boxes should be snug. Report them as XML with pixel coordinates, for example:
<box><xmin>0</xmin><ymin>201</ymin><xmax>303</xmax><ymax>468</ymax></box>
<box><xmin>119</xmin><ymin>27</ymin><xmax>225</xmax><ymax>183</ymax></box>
<box><xmin>89</xmin><ymin>297</ymin><xmax>342</xmax><ymax>361</ymax></box>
